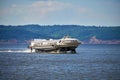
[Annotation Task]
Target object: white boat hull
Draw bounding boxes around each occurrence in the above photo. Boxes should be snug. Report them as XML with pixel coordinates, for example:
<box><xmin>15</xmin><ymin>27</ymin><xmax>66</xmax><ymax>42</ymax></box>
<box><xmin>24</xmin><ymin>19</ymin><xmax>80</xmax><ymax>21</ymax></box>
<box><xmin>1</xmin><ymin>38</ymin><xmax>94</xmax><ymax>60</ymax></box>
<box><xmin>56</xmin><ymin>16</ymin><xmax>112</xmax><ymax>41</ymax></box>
<box><xmin>28</xmin><ymin>36</ymin><xmax>81</xmax><ymax>53</ymax></box>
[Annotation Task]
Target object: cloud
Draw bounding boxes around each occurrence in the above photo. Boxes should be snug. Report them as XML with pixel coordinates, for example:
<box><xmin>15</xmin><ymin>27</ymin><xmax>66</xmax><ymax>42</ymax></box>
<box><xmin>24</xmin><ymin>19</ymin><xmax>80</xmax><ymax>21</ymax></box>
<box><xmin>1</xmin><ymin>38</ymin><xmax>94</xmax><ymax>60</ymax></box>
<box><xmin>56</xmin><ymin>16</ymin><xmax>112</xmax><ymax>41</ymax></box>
<box><xmin>0</xmin><ymin>0</ymin><xmax>88</xmax><ymax>17</ymax></box>
<box><xmin>0</xmin><ymin>0</ymin><xmax>89</xmax><ymax>25</ymax></box>
<box><xmin>30</xmin><ymin>1</ymin><xmax>72</xmax><ymax>16</ymax></box>
<box><xmin>0</xmin><ymin>0</ymin><xmax>120</xmax><ymax>26</ymax></box>
<box><xmin>1</xmin><ymin>1</ymin><xmax>100</xmax><ymax>26</ymax></box>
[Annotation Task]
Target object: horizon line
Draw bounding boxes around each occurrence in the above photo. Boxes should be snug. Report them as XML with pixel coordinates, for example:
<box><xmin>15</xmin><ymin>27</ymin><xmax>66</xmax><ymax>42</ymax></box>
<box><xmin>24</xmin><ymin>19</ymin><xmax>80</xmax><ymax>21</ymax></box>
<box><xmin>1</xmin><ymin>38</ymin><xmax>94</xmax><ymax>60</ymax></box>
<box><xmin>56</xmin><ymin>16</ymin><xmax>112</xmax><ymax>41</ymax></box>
<box><xmin>0</xmin><ymin>24</ymin><xmax>120</xmax><ymax>27</ymax></box>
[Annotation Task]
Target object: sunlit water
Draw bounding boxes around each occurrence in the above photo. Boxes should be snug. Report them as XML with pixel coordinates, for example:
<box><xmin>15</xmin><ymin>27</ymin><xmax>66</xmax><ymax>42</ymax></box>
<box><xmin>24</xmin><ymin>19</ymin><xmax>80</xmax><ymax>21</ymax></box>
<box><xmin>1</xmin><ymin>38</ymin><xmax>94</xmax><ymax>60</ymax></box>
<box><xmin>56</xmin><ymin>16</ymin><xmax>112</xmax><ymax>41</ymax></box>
<box><xmin>0</xmin><ymin>44</ymin><xmax>120</xmax><ymax>80</ymax></box>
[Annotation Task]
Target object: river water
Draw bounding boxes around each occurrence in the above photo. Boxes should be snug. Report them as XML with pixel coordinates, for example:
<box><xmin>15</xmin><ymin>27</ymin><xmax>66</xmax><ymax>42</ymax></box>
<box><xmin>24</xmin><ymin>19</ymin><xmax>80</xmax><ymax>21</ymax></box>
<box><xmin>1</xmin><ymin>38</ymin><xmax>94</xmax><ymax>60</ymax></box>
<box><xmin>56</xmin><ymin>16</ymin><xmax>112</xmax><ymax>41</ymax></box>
<box><xmin>0</xmin><ymin>44</ymin><xmax>120</xmax><ymax>80</ymax></box>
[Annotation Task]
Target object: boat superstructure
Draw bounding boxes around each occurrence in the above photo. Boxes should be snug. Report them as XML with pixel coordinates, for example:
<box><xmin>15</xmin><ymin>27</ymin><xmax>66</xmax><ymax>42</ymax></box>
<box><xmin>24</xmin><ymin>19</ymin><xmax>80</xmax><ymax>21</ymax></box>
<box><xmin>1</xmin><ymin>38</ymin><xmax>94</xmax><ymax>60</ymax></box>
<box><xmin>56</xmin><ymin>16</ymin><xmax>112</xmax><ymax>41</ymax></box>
<box><xmin>28</xmin><ymin>36</ymin><xmax>81</xmax><ymax>53</ymax></box>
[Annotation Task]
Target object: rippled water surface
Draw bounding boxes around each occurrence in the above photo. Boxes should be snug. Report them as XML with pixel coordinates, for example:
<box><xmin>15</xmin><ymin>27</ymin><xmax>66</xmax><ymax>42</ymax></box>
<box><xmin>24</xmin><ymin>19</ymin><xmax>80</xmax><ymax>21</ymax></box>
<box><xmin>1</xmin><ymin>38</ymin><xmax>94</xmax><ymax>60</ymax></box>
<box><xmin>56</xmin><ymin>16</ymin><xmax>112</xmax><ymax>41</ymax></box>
<box><xmin>0</xmin><ymin>44</ymin><xmax>120</xmax><ymax>80</ymax></box>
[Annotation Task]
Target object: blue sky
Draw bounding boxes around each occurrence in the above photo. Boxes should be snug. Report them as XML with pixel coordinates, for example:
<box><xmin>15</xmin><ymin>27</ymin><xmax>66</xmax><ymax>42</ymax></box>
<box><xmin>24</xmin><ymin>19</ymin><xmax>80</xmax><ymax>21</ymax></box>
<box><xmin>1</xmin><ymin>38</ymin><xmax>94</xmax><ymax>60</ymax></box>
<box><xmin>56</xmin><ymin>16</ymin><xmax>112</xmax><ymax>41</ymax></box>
<box><xmin>0</xmin><ymin>0</ymin><xmax>120</xmax><ymax>26</ymax></box>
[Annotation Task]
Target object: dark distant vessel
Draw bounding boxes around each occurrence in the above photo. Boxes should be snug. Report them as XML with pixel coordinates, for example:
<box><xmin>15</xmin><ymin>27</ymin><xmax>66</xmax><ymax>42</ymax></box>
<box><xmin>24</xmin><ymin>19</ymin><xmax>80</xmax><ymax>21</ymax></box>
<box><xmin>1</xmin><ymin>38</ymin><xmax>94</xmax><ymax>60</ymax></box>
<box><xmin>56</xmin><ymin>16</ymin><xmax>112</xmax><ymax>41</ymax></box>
<box><xmin>28</xmin><ymin>36</ymin><xmax>81</xmax><ymax>53</ymax></box>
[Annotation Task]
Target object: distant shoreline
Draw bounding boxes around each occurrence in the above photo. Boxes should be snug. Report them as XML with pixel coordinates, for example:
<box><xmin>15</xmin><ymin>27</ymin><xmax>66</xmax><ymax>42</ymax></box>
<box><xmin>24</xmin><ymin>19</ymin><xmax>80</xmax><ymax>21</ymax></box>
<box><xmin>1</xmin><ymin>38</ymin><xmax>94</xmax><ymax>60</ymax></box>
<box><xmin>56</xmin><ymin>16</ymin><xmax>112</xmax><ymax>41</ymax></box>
<box><xmin>0</xmin><ymin>25</ymin><xmax>120</xmax><ymax>44</ymax></box>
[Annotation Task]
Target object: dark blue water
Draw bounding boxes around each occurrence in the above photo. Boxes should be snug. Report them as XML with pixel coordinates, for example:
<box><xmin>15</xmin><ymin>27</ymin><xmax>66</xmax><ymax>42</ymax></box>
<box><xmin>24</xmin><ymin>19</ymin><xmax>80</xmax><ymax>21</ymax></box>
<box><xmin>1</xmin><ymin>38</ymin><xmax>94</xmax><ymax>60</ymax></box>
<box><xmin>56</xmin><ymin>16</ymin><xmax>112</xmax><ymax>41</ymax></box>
<box><xmin>0</xmin><ymin>44</ymin><xmax>120</xmax><ymax>80</ymax></box>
